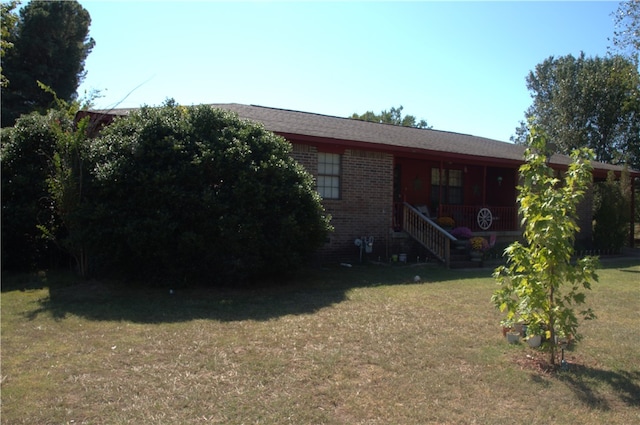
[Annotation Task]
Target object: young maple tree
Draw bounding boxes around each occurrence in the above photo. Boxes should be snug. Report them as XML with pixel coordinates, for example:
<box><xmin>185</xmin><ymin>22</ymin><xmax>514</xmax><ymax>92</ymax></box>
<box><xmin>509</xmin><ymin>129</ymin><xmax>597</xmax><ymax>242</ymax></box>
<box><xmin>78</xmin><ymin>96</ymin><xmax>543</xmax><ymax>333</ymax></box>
<box><xmin>492</xmin><ymin>127</ymin><xmax>599</xmax><ymax>366</ymax></box>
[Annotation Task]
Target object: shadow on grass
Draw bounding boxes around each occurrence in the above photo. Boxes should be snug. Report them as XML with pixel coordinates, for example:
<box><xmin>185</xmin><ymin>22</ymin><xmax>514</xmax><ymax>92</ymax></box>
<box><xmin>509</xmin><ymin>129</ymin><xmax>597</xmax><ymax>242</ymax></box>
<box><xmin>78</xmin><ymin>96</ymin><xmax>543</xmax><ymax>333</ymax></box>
<box><xmin>559</xmin><ymin>365</ymin><xmax>640</xmax><ymax>410</ymax></box>
<box><xmin>596</xmin><ymin>257</ymin><xmax>640</xmax><ymax>271</ymax></box>
<box><xmin>4</xmin><ymin>262</ymin><xmax>492</xmax><ymax>324</ymax></box>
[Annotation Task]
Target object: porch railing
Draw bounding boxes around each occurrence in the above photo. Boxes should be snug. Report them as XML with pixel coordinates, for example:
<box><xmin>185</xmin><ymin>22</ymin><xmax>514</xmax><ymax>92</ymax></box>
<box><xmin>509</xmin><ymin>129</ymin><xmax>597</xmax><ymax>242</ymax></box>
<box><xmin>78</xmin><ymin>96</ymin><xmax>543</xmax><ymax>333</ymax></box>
<box><xmin>402</xmin><ymin>202</ymin><xmax>455</xmax><ymax>268</ymax></box>
<box><xmin>438</xmin><ymin>204</ymin><xmax>519</xmax><ymax>232</ymax></box>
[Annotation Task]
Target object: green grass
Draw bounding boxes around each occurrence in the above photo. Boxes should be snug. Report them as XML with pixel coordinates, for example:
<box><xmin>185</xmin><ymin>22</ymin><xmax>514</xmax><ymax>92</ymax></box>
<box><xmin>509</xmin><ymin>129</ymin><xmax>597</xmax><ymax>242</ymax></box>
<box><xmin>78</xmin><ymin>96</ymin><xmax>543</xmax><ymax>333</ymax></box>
<box><xmin>2</xmin><ymin>259</ymin><xmax>639</xmax><ymax>424</ymax></box>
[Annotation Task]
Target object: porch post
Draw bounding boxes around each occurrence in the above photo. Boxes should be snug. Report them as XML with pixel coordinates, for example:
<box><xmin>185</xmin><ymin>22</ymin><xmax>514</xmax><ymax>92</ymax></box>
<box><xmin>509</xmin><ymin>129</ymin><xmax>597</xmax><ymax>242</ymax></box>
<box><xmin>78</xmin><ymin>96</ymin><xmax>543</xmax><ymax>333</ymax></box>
<box><xmin>439</xmin><ymin>161</ymin><xmax>444</xmax><ymax>209</ymax></box>
<box><xmin>482</xmin><ymin>166</ymin><xmax>487</xmax><ymax>205</ymax></box>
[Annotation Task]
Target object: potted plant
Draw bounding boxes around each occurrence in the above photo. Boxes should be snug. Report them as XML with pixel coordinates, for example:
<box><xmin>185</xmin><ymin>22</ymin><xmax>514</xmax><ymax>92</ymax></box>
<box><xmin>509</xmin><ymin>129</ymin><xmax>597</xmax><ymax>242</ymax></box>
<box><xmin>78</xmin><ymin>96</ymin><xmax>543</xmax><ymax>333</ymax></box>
<box><xmin>450</xmin><ymin>226</ymin><xmax>473</xmax><ymax>239</ymax></box>
<box><xmin>527</xmin><ymin>334</ymin><xmax>542</xmax><ymax>348</ymax></box>
<box><xmin>501</xmin><ymin>321</ymin><xmax>521</xmax><ymax>344</ymax></box>
<box><xmin>437</xmin><ymin>216</ymin><xmax>455</xmax><ymax>230</ymax></box>
<box><xmin>523</xmin><ymin>321</ymin><xmax>544</xmax><ymax>348</ymax></box>
<box><xmin>506</xmin><ymin>331</ymin><xmax>520</xmax><ymax>344</ymax></box>
<box><xmin>469</xmin><ymin>236</ymin><xmax>489</xmax><ymax>261</ymax></box>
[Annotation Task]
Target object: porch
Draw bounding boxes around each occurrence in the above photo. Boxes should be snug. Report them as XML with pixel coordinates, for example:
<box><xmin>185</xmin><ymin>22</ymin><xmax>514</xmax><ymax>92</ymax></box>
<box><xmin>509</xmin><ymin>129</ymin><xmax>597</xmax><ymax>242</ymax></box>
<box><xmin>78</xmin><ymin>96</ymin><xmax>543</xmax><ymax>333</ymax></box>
<box><xmin>394</xmin><ymin>202</ymin><xmax>520</xmax><ymax>268</ymax></box>
<box><xmin>439</xmin><ymin>204</ymin><xmax>519</xmax><ymax>232</ymax></box>
<box><xmin>394</xmin><ymin>203</ymin><xmax>519</xmax><ymax>233</ymax></box>
<box><xmin>391</xmin><ymin>156</ymin><xmax>521</xmax><ymax>267</ymax></box>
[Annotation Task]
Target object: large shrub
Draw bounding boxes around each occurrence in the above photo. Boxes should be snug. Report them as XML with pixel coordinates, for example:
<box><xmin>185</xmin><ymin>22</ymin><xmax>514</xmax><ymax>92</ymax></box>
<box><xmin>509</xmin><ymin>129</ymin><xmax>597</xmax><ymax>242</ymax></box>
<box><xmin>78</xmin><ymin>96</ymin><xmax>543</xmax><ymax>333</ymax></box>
<box><xmin>0</xmin><ymin>110</ymin><xmax>72</xmax><ymax>270</ymax></box>
<box><xmin>85</xmin><ymin>102</ymin><xmax>331</xmax><ymax>285</ymax></box>
<box><xmin>593</xmin><ymin>169</ymin><xmax>631</xmax><ymax>251</ymax></box>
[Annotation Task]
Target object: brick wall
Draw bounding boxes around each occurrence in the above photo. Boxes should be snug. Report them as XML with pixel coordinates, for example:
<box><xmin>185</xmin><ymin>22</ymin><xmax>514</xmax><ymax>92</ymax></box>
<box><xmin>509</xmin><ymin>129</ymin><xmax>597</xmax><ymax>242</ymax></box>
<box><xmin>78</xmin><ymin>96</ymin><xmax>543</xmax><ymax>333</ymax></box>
<box><xmin>291</xmin><ymin>143</ymin><xmax>394</xmax><ymax>264</ymax></box>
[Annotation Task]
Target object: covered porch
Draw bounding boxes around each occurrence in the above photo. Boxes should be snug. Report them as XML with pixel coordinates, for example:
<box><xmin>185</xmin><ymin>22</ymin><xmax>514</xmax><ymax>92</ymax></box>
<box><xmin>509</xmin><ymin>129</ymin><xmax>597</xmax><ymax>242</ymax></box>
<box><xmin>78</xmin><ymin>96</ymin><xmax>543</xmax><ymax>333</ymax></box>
<box><xmin>392</xmin><ymin>157</ymin><xmax>521</xmax><ymax>233</ymax></box>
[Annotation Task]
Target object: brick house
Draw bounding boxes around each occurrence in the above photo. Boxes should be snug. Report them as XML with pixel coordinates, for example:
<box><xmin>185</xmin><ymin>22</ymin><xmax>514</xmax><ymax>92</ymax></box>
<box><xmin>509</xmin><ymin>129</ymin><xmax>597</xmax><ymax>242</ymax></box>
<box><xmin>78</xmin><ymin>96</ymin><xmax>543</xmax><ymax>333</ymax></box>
<box><xmin>83</xmin><ymin>104</ymin><xmax>638</xmax><ymax>266</ymax></box>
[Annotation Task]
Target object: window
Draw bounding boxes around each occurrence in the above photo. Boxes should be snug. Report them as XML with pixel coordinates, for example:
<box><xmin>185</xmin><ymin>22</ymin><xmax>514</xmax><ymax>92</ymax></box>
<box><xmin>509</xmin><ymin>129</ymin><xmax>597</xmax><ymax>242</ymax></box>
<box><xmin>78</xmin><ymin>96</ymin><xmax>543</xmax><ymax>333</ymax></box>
<box><xmin>431</xmin><ymin>168</ymin><xmax>463</xmax><ymax>205</ymax></box>
<box><xmin>448</xmin><ymin>169</ymin><xmax>463</xmax><ymax>204</ymax></box>
<box><xmin>317</xmin><ymin>152</ymin><xmax>341</xmax><ymax>199</ymax></box>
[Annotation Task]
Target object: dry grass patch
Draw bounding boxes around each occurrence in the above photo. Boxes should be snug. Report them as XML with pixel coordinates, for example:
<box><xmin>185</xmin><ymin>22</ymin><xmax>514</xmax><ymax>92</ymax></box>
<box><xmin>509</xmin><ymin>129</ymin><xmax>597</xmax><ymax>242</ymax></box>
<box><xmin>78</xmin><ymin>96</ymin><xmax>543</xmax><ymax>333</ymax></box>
<box><xmin>2</xmin><ymin>259</ymin><xmax>639</xmax><ymax>424</ymax></box>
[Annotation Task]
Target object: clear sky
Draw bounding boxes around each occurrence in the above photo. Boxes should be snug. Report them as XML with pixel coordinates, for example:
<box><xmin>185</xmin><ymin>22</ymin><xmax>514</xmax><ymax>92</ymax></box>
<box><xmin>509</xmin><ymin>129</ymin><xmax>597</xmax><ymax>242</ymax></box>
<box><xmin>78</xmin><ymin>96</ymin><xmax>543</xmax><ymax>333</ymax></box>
<box><xmin>77</xmin><ymin>0</ymin><xmax>620</xmax><ymax>142</ymax></box>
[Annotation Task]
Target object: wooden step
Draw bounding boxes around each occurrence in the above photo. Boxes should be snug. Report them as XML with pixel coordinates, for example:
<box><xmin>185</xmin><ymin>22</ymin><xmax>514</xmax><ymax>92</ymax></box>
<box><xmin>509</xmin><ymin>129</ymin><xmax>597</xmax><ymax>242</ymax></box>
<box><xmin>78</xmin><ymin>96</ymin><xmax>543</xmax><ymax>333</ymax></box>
<box><xmin>450</xmin><ymin>260</ymin><xmax>483</xmax><ymax>269</ymax></box>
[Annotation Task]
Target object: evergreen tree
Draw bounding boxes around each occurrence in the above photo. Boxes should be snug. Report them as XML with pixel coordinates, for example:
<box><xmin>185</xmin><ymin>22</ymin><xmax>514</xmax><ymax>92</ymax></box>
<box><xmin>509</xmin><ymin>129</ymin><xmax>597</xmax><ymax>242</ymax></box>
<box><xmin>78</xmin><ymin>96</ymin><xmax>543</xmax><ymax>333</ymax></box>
<box><xmin>1</xmin><ymin>0</ymin><xmax>20</xmax><ymax>88</ymax></box>
<box><xmin>1</xmin><ymin>0</ymin><xmax>94</xmax><ymax>127</ymax></box>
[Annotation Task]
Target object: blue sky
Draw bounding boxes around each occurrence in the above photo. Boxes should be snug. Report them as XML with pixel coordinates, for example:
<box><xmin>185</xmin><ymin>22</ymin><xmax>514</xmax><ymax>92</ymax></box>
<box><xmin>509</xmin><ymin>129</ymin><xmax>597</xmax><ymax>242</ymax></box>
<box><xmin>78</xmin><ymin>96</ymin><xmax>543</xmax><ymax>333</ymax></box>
<box><xmin>77</xmin><ymin>1</ymin><xmax>620</xmax><ymax>142</ymax></box>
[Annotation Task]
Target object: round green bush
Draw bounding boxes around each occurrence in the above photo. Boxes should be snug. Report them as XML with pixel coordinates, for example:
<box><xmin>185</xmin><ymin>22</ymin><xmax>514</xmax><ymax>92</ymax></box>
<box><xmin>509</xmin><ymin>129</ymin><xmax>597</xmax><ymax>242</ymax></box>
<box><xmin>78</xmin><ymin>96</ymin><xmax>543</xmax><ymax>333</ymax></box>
<box><xmin>85</xmin><ymin>101</ymin><xmax>331</xmax><ymax>285</ymax></box>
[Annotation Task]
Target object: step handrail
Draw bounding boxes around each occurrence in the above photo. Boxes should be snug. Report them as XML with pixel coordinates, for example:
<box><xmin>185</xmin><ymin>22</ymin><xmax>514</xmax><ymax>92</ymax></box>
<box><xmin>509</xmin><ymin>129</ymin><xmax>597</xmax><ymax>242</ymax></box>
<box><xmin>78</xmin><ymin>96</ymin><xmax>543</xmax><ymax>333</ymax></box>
<box><xmin>402</xmin><ymin>202</ymin><xmax>456</xmax><ymax>268</ymax></box>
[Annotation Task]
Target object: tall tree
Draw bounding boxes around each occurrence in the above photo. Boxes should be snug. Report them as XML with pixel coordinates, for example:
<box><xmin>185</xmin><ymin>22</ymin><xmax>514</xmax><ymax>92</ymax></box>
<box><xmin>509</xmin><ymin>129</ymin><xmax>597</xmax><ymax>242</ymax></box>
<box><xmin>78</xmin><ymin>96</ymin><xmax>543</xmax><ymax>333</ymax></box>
<box><xmin>512</xmin><ymin>53</ymin><xmax>640</xmax><ymax>170</ymax></box>
<box><xmin>1</xmin><ymin>0</ymin><xmax>94</xmax><ymax>127</ymax></box>
<box><xmin>609</xmin><ymin>0</ymin><xmax>640</xmax><ymax>61</ymax></box>
<box><xmin>351</xmin><ymin>105</ymin><xmax>432</xmax><ymax>129</ymax></box>
<box><xmin>0</xmin><ymin>0</ymin><xmax>20</xmax><ymax>88</ymax></box>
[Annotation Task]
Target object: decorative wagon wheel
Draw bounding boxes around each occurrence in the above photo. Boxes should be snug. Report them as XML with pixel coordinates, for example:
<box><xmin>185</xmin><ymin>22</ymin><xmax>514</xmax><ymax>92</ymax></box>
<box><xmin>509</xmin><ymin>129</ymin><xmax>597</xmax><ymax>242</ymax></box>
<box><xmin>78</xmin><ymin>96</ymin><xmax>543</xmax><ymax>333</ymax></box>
<box><xmin>477</xmin><ymin>207</ymin><xmax>493</xmax><ymax>230</ymax></box>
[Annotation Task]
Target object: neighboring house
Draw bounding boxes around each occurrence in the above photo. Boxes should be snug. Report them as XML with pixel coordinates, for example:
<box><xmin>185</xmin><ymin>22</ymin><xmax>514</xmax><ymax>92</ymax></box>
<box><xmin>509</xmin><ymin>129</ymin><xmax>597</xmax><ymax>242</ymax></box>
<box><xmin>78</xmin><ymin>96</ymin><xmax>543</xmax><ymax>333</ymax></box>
<box><xmin>82</xmin><ymin>104</ymin><xmax>638</xmax><ymax>267</ymax></box>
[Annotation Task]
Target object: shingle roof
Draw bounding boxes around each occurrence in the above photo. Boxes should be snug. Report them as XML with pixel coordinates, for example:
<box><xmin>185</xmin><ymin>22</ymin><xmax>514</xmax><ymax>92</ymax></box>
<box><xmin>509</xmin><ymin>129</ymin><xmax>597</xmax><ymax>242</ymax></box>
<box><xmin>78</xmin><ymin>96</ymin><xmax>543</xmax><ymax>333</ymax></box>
<box><xmin>211</xmin><ymin>104</ymin><xmax>527</xmax><ymax>161</ymax></box>
<box><xmin>92</xmin><ymin>103</ymin><xmax>633</xmax><ymax>176</ymax></box>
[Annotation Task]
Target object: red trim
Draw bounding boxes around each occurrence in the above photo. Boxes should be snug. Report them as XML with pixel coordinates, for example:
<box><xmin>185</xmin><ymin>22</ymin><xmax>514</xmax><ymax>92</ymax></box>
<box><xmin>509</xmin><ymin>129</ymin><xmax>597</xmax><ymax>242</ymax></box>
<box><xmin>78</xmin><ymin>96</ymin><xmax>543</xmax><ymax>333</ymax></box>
<box><xmin>279</xmin><ymin>131</ymin><xmax>638</xmax><ymax>174</ymax></box>
<box><xmin>77</xmin><ymin>112</ymin><xmax>639</xmax><ymax>178</ymax></box>
<box><xmin>316</xmin><ymin>145</ymin><xmax>346</xmax><ymax>154</ymax></box>
<box><xmin>279</xmin><ymin>132</ymin><xmax>529</xmax><ymax>167</ymax></box>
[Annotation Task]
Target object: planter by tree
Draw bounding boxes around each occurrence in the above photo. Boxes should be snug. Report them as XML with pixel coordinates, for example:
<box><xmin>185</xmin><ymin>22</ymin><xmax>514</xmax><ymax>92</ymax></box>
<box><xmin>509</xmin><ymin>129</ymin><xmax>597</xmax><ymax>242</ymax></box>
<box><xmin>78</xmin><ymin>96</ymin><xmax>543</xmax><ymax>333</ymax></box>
<box><xmin>492</xmin><ymin>127</ymin><xmax>598</xmax><ymax>366</ymax></box>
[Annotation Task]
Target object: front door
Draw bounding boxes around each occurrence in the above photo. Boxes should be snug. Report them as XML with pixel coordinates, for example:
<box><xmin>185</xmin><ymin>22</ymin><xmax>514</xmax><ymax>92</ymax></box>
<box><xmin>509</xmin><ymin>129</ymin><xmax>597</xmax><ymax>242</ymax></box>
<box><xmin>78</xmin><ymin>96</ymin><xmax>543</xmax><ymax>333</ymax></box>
<box><xmin>395</xmin><ymin>159</ymin><xmax>431</xmax><ymax>207</ymax></box>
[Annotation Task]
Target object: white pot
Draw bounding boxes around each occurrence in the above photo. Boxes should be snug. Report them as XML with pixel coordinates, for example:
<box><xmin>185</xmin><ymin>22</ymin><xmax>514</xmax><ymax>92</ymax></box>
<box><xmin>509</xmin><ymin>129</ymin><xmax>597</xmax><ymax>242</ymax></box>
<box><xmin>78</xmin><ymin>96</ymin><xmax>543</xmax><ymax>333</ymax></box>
<box><xmin>506</xmin><ymin>332</ymin><xmax>520</xmax><ymax>344</ymax></box>
<box><xmin>527</xmin><ymin>335</ymin><xmax>542</xmax><ymax>348</ymax></box>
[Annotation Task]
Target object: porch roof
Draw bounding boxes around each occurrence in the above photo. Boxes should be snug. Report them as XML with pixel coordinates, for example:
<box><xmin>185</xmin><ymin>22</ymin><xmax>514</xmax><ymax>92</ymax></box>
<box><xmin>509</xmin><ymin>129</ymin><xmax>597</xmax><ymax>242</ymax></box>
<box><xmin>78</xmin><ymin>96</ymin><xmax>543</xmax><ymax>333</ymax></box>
<box><xmin>91</xmin><ymin>103</ymin><xmax>635</xmax><ymax>177</ymax></box>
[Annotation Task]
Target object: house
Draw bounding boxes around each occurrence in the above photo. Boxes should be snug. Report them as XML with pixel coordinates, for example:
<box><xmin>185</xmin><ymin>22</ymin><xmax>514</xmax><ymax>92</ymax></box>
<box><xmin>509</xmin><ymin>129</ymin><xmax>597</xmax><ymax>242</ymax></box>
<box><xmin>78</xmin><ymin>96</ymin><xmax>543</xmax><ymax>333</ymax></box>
<box><xmin>82</xmin><ymin>104</ymin><xmax>638</xmax><ymax>266</ymax></box>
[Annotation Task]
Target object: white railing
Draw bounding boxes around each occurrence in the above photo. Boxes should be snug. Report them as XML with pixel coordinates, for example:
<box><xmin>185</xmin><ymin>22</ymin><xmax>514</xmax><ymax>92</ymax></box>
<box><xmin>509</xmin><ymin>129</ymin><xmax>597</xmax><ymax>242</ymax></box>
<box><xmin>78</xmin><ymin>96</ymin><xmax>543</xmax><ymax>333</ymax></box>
<box><xmin>402</xmin><ymin>203</ymin><xmax>456</xmax><ymax>268</ymax></box>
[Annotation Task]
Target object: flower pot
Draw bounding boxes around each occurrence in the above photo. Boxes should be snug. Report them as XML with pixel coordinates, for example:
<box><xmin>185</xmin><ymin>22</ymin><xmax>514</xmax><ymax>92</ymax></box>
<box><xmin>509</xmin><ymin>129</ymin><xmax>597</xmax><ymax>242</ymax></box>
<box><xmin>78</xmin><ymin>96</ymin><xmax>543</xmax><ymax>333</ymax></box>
<box><xmin>527</xmin><ymin>335</ymin><xmax>542</xmax><ymax>348</ymax></box>
<box><xmin>506</xmin><ymin>332</ymin><xmax>520</xmax><ymax>344</ymax></box>
<box><xmin>470</xmin><ymin>251</ymin><xmax>483</xmax><ymax>261</ymax></box>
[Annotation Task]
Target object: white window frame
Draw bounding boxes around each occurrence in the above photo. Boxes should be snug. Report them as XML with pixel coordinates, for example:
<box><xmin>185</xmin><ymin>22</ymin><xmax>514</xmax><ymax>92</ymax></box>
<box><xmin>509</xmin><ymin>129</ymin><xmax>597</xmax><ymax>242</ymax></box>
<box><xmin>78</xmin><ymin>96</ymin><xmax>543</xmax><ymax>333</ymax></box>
<box><xmin>317</xmin><ymin>152</ymin><xmax>341</xmax><ymax>199</ymax></box>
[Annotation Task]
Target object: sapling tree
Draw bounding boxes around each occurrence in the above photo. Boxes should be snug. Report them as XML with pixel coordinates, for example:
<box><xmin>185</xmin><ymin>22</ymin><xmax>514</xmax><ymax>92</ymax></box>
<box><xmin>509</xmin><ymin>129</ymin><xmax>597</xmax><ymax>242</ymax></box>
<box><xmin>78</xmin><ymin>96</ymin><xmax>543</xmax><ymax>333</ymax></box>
<box><xmin>37</xmin><ymin>83</ymin><xmax>92</xmax><ymax>277</ymax></box>
<box><xmin>492</xmin><ymin>127</ymin><xmax>599</xmax><ymax>366</ymax></box>
<box><xmin>1</xmin><ymin>82</ymin><xmax>93</xmax><ymax>274</ymax></box>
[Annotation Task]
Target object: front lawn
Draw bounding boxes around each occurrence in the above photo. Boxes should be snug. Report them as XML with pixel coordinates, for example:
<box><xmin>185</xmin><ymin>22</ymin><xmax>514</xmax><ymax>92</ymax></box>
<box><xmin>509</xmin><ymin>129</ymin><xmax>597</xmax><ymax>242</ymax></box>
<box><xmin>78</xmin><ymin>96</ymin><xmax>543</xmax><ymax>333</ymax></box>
<box><xmin>2</xmin><ymin>259</ymin><xmax>639</xmax><ymax>424</ymax></box>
